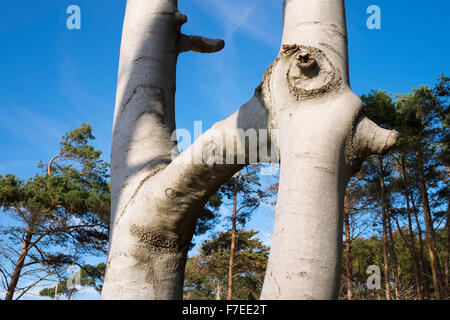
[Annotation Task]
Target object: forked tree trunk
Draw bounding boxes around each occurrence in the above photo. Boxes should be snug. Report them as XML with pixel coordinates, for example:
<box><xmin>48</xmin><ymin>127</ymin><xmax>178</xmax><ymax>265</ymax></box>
<box><xmin>102</xmin><ymin>0</ymin><xmax>268</xmax><ymax>300</ymax></box>
<box><xmin>103</xmin><ymin>0</ymin><xmax>398</xmax><ymax>300</ymax></box>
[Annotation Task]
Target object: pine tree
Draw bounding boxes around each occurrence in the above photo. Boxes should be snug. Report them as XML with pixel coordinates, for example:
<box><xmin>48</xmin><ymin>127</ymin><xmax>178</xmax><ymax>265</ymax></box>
<box><xmin>395</xmin><ymin>82</ymin><xmax>447</xmax><ymax>299</ymax></box>
<box><xmin>184</xmin><ymin>230</ymin><xmax>269</xmax><ymax>300</ymax></box>
<box><xmin>218</xmin><ymin>165</ymin><xmax>267</xmax><ymax>300</ymax></box>
<box><xmin>0</xmin><ymin>124</ymin><xmax>110</xmax><ymax>300</ymax></box>
<box><xmin>39</xmin><ymin>263</ymin><xmax>106</xmax><ymax>300</ymax></box>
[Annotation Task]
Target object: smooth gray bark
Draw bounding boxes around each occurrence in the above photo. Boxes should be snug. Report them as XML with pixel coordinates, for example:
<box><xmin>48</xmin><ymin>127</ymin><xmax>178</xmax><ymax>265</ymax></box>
<box><xmin>258</xmin><ymin>0</ymin><xmax>398</xmax><ymax>299</ymax></box>
<box><xmin>103</xmin><ymin>0</ymin><xmax>398</xmax><ymax>300</ymax></box>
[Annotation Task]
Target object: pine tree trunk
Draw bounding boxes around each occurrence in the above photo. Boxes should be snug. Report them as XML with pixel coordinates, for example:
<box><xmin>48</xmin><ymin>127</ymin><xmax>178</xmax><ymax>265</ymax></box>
<box><xmin>67</xmin><ymin>288</ymin><xmax>75</xmax><ymax>300</ymax></box>
<box><xmin>387</xmin><ymin>208</ymin><xmax>401</xmax><ymax>299</ymax></box>
<box><xmin>377</xmin><ymin>156</ymin><xmax>391</xmax><ymax>300</ymax></box>
<box><xmin>5</xmin><ymin>232</ymin><xmax>32</xmax><ymax>300</ymax></box>
<box><xmin>227</xmin><ymin>176</ymin><xmax>239</xmax><ymax>300</ymax></box>
<box><xmin>445</xmin><ymin>200</ymin><xmax>449</xmax><ymax>298</ymax></box>
<box><xmin>215</xmin><ymin>284</ymin><xmax>222</xmax><ymax>300</ymax></box>
<box><xmin>377</xmin><ymin>156</ymin><xmax>401</xmax><ymax>299</ymax></box>
<box><xmin>401</xmin><ymin>155</ymin><xmax>423</xmax><ymax>299</ymax></box>
<box><xmin>343</xmin><ymin>195</ymin><xmax>353</xmax><ymax>300</ymax></box>
<box><xmin>54</xmin><ymin>274</ymin><xmax>59</xmax><ymax>300</ymax></box>
<box><xmin>417</xmin><ymin>151</ymin><xmax>443</xmax><ymax>299</ymax></box>
<box><xmin>405</xmin><ymin>195</ymin><xmax>424</xmax><ymax>299</ymax></box>
<box><xmin>411</xmin><ymin>194</ymin><xmax>429</xmax><ymax>298</ymax></box>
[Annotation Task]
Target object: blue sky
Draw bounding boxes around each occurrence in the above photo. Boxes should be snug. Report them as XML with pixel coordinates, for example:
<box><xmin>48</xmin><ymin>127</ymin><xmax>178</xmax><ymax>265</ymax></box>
<box><xmin>0</xmin><ymin>0</ymin><xmax>449</xmax><ymax>299</ymax></box>
<box><xmin>0</xmin><ymin>0</ymin><xmax>449</xmax><ymax>178</ymax></box>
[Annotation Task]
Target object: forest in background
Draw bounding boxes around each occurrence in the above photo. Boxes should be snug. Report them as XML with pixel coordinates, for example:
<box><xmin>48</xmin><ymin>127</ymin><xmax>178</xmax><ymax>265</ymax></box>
<box><xmin>0</xmin><ymin>75</ymin><xmax>448</xmax><ymax>300</ymax></box>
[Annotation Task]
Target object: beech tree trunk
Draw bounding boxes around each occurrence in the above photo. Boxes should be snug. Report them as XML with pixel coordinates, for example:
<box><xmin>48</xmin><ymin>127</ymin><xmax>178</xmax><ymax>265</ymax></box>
<box><xmin>102</xmin><ymin>0</ymin><xmax>268</xmax><ymax>300</ymax></box>
<box><xmin>103</xmin><ymin>0</ymin><xmax>398</xmax><ymax>300</ymax></box>
<box><xmin>257</xmin><ymin>0</ymin><xmax>397</xmax><ymax>300</ymax></box>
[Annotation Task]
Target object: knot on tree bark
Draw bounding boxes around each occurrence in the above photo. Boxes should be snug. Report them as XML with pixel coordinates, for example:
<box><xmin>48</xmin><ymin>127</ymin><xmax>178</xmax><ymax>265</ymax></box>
<box><xmin>255</xmin><ymin>44</ymin><xmax>343</xmax><ymax>132</ymax></box>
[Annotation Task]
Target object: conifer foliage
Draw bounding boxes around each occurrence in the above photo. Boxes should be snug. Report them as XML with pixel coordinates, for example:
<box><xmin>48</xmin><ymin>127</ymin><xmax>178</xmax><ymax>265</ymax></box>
<box><xmin>0</xmin><ymin>124</ymin><xmax>110</xmax><ymax>300</ymax></box>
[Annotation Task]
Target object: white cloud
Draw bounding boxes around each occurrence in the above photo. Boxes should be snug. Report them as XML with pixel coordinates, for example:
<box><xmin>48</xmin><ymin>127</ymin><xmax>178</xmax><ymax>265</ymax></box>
<box><xmin>0</xmin><ymin>105</ymin><xmax>69</xmax><ymax>160</ymax></box>
<box><xmin>194</xmin><ymin>0</ymin><xmax>281</xmax><ymax>46</ymax></box>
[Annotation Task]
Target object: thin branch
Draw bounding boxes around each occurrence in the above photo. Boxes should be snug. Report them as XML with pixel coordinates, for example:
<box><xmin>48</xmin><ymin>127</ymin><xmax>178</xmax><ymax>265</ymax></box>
<box><xmin>14</xmin><ymin>273</ymin><xmax>53</xmax><ymax>300</ymax></box>
<box><xmin>235</xmin><ymin>203</ymin><xmax>259</xmax><ymax>215</ymax></box>
<box><xmin>47</xmin><ymin>153</ymin><xmax>63</xmax><ymax>176</ymax></box>
<box><xmin>179</xmin><ymin>35</ymin><xmax>225</xmax><ymax>54</ymax></box>
<box><xmin>0</xmin><ymin>265</ymin><xmax>10</xmax><ymax>289</ymax></box>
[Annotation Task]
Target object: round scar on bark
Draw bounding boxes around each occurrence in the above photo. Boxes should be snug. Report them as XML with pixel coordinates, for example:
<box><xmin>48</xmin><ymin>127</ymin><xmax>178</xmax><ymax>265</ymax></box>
<box><xmin>286</xmin><ymin>45</ymin><xmax>342</xmax><ymax>100</ymax></box>
<box><xmin>165</xmin><ymin>188</ymin><xmax>177</xmax><ymax>199</ymax></box>
<box><xmin>296</xmin><ymin>50</ymin><xmax>317</xmax><ymax>72</ymax></box>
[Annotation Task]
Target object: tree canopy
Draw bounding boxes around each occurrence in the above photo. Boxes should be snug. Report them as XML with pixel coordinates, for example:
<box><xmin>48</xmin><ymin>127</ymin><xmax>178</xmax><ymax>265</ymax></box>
<box><xmin>0</xmin><ymin>124</ymin><xmax>110</xmax><ymax>300</ymax></box>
